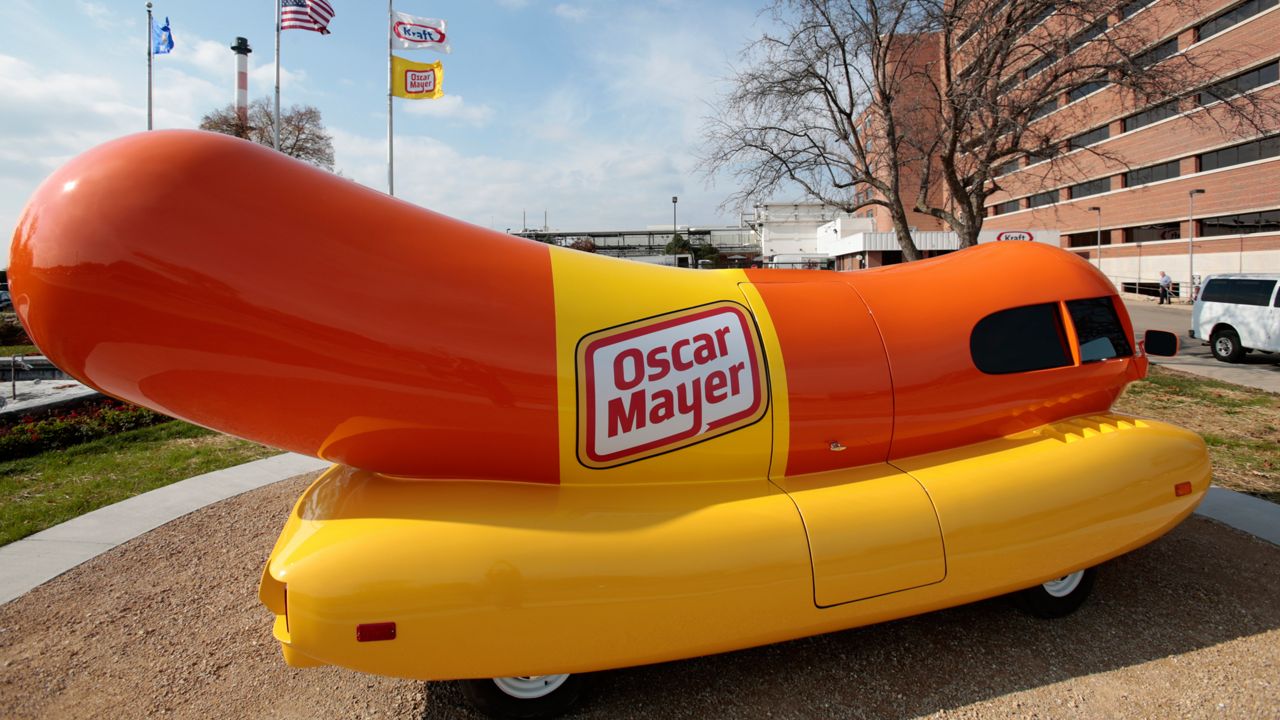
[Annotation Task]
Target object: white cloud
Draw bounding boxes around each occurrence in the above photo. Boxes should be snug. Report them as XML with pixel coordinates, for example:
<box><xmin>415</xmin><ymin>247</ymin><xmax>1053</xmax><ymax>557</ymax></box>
<box><xmin>77</xmin><ymin>1</ymin><xmax>114</xmax><ymax>27</ymax></box>
<box><xmin>330</xmin><ymin>123</ymin><xmax>720</xmax><ymax>236</ymax></box>
<box><xmin>402</xmin><ymin>95</ymin><xmax>494</xmax><ymax>126</ymax></box>
<box><xmin>527</xmin><ymin>86</ymin><xmax>592</xmax><ymax>142</ymax></box>
<box><xmin>554</xmin><ymin>4</ymin><xmax>588</xmax><ymax>21</ymax></box>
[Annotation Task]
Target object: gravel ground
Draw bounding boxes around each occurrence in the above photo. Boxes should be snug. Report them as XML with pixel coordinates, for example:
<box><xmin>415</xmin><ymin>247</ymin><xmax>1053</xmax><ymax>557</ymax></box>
<box><xmin>1</xmin><ymin>473</ymin><xmax>1277</xmax><ymax>720</ymax></box>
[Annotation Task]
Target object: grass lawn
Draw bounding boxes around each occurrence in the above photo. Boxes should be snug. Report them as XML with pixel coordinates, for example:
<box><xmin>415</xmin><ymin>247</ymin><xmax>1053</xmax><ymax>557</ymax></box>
<box><xmin>1115</xmin><ymin>365</ymin><xmax>1280</xmax><ymax>504</ymax></box>
<box><xmin>0</xmin><ymin>420</ymin><xmax>279</xmax><ymax>546</ymax></box>
<box><xmin>0</xmin><ymin>345</ymin><xmax>39</xmax><ymax>357</ymax></box>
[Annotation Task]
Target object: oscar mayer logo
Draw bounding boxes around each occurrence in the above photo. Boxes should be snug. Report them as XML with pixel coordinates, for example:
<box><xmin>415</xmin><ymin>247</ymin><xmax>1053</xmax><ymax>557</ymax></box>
<box><xmin>577</xmin><ymin>302</ymin><xmax>767</xmax><ymax>468</ymax></box>
<box><xmin>405</xmin><ymin>69</ymin><xmax>436</xmax><ymax>94</ymax></box>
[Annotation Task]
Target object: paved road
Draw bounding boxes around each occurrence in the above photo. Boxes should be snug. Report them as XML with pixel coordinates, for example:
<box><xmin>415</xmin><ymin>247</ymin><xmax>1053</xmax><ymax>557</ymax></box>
<box><xmin>1122</xmin><ymin>296</ymin><xmax>1280</xmax><ymax>394</ymax></box>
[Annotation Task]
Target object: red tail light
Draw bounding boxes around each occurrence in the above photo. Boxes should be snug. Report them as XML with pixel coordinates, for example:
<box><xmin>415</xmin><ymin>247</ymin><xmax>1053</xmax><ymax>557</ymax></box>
<box><xmin>1175</xmin><ymin>482</ymin><xmax>1192</xmax><ymax>497</ymax></box>
<box><xmin>356</xmin><ymin>622</ymin><xmax>397</xmax><ymax>642</ymax></box>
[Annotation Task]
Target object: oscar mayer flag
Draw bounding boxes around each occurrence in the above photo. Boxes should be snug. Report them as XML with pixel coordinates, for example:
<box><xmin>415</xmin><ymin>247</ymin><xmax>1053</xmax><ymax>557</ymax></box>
<box><xmin>391</xmin><ymin>56</ymin><xmax>443</xmax><ymax>99</ymax></box>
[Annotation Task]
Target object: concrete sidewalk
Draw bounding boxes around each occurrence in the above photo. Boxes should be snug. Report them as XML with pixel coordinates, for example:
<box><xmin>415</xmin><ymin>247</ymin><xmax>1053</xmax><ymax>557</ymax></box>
<box><xmin>0</xmin><ymin>452</ymin><xmax>329</xmax><ymax>604</ymax></box>
<box><xmin>1</xmin><ymin>450</ymin><xmax>1276</xmax><ymax>606</ymax></box>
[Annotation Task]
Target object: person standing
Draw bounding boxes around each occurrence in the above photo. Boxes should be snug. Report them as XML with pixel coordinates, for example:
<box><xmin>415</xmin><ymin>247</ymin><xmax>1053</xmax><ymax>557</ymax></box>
<box><xmin>1158</xmin><ymin>271</ymin><xmax>1172</xmax><ymax>304</ymax></box>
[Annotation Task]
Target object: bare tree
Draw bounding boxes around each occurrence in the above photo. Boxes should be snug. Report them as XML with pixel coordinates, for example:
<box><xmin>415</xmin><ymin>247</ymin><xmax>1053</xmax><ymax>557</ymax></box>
<box><xmin>705</xmin><ymin>0</ymin><xmax>1278</xmax><ymax>256</ymax></box>
<box><xmin>200</xmin><ymin>97</ymin><xmax>335</xmax><ymax>171</ymax></box>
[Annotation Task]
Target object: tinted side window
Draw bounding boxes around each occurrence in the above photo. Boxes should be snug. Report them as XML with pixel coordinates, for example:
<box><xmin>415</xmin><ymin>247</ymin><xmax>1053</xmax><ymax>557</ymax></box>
<box><xmin>1200</xmin><ymin>279</ymin><xmax>1228</xmax><ymax>302</ymax></box>
<box><xmin>1067</xmin><ymin>297</ymin><xmax>1133</xmax><ymax>362</ymax></box>
<box><xmin>1201</xmin><ymin>278</ymin><xmax>1279</xmax><ymax>305</ymax></box>
<box><xmin>971</xmin><ymin>304</ymin><xmax>1072</xmax><ymax>374</ymax></box>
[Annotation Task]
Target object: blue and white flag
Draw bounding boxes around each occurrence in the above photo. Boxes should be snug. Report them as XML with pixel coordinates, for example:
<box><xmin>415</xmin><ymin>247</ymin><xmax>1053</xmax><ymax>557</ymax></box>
<box><xmin>151</xmin><ymin>16</ymin><xmax>174</xmax><ymax>55</ymax></box>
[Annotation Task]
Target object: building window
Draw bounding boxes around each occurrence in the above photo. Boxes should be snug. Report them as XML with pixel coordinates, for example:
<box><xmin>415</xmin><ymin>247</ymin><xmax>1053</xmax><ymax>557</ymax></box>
<box><xmin>1135</xmin><ymin>38</ymin><xmax>1178</xmax><ymax>68</ymax></box>
<box><xmin>1070</xmin><ymin>177</ymin><xmax>1111</xmax><ymax>199</ymax></box>
<box><xmin>1068</xmin><ymin>80</ymin><xmax>1109</xmax><ymax>103</ymax></box>
<box><xmin>1069</xmin><ymin>125</ymin><xmax>1111</xmax><ymax>149</ymax></box>
<box><xmin>993</xmin><ymin>199</ymin><xmax>1021</xmax><ymax>215</ymax></box>
<box><xmin>1066</xmin><ymin>231</ymin><xmax>1102</xmax><ymax>247</ymax></box>
<box><xmin>1124</xmin><ymin>222</ymin><xmax>1181</xmax><ymax>242</ymax></box>
<box><xmin>1030</xmin><ymin>4</ymin><xmax>1055</xmax><ymax>28</ymax></box>
<box><xmin>1031</xmin><ymin>99</ymin><xmax>1058</xmax><ymax>120</ymax></box>
<box><xmin>1199</xmin><ymin>135</ymin><xmax>1280</xmax><ymax>170</ymax></box>
<box><xmin>1198</xmin><ymin>61</ymin><xmax>1280</xmax><ymax>105</ymax></box>
<box><xmin>1027</xmin><ymin>142</ymin><xmax>1061</xmax><ymax>164</ymax></box>
<box><xmin>1028</xmin><ymin>190</ymin><xmax>1058</xmax><ymax>208</ymax></box>
<box><xmin>1069</xmin><ymin>19</ymin><xmax>1108</xmax><ymax>52</ymax></box>
<box><xmin>1200</xmin><ymin>209</ymin><xmax>1280</xmax><ymax>236</ymax></box>
<box><xmin>1026</xmin><ymin>52</ymin><xmax>1059</xmax><ymax>78</ymax></box>
<box><xmin>1124</xmin><ymin>99</ymin><xmax>1181</xmax><ymax>132</ymax></box>
<box><xmin>1125</xmin><ymin>160</ymin><xmax>1181</xmax><ymax>186</ymax></box>
<box><xmin>970</xmin><ymin>303</ymin><xmax>1072</xmax><ymax>374</ymax></box>
<box><xmin>996</xmin><ymin>158</ymin><xmax>1021</xmax><ymax>176</ymax></box>
<box><xmin>1198</xmin><ymin>0</ymin><xmax>1279</xmax><ymax>42</ymax></box>
<box><xmin>1119</xmin><ymin>0</ymin><xmax>1156</xmax><ymax>19</ymax></box>
<box><xmin>1201</xmin><ymin>277</ymin><xmax>1279</xmax><ymax>305</ymax></box>
<box><xmin>1067</xmin><ymin>297</ymin><xmax>1133</xmax><ymax>362</ymax></box>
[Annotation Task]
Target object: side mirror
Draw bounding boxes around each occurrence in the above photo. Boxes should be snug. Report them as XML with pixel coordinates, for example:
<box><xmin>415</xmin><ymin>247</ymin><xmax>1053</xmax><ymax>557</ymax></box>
<box><xmin>1143</xmin><ymin>329</ymin><xmax>1179</xmax><ymax>357</ymax></box>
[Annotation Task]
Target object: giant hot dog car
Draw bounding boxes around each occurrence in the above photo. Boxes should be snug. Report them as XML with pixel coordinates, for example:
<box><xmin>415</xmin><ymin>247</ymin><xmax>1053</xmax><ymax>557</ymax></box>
<box><xmin>10</xmin><ymin>131</ymin><xmax>1210</xmax><ymax>719</ymax></box>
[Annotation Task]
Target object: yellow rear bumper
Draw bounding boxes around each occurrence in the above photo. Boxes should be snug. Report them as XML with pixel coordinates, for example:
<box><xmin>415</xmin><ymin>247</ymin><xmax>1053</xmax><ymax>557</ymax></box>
<box><xmin>260</xmin><ymin>414</ymin><xmax>1209</xmax><ymax>680</ymax></box>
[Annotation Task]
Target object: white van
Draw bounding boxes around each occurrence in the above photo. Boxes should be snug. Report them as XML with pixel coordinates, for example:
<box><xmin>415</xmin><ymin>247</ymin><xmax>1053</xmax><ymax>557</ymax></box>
<box><xmin>1190</xmin><ymin>274</ymin><xmax>1280</xmax><ymax>362</ymax></box>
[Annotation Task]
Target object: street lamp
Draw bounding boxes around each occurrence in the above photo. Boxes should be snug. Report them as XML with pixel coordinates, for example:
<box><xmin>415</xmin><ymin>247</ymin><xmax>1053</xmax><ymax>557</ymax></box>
<box><xmin>672</xmin><ymin>196</ymin><xmax>678</xmax><ymax>239</ymax></box>
<box><xmin>1086</xmin><ymin>206</ymin><xmax>1102</xmax><ymax>271</ymax></box>
<box><xmin>1188</xmin><ymin>189</ymin><xmax>1205</xmax><ymax>302</ymax></box>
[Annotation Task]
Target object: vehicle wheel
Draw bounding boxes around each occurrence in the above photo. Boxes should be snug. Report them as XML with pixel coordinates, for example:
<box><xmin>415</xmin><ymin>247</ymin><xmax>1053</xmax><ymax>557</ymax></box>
<box><xmin>1210</xmin><ymin>327</ymin><xmax>1245</xmax><ymax>363</ymax></box>
<box><xmin>459</xmin><ymin>674</ymin><xmax>587</xmax><ymax>720</ymax></box>
<box><xmin>1014</xmin><ymin>568</ymin><xmax>1096</xmax><ymax>619</ymax></box>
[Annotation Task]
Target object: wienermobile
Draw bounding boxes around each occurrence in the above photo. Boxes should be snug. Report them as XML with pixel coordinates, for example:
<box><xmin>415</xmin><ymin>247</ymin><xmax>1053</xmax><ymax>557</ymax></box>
<box><xmin>11</xmin><ymin>131</ymin><xmax>1210</xmax><ymax>719</ymax></box>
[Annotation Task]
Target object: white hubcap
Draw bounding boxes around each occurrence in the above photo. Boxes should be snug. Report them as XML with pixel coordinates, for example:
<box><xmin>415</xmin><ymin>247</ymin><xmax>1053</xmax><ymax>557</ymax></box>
<box><xmin>1042</xmin><ymin>570</ymin><xmax>1084</xmax><ymax>598</ymax></box>
<box><xmin>492</xmin><ymin>675</ymin><xmax>570</xmax><ymax>699</ymax></box>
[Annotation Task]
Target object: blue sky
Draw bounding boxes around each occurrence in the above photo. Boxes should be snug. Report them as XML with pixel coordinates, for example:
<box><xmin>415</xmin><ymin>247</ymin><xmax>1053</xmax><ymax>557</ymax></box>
<box><xmin>1</xmin><ymin>1</ymin><xmax>766</xmax><ymax>265</ymax></box>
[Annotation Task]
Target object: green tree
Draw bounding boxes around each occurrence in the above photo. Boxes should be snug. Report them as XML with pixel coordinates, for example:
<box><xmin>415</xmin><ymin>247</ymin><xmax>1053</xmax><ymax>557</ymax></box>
<box><xmin>664</xmin><ymin>232</ymin><xmax>691</xmax><ymax>255</ymax></box>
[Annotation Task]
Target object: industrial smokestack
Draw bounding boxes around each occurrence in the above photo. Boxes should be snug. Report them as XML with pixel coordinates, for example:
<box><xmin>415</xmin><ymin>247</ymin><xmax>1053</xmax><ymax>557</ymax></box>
<box><xmin>231</xmin><ymin>37</ymin><xmax>252</xmax><ymax>125</ymax></box>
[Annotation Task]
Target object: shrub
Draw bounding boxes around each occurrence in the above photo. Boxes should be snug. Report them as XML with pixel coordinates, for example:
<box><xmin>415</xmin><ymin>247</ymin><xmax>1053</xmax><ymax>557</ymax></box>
<box><xmin>0</xmin><ymin>317</ymin><xmax>31</xmax><ymax>347</ymax></box>
<box><xmin>0</xmin><ymin>400</ymin><xmax>169</xmax><ymax>460</ymax></box>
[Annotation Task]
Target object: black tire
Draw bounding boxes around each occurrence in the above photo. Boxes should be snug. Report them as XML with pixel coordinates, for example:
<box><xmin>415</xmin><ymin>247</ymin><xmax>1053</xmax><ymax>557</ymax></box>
<box><xmin>1210</xmin><ymin>327</ymin><xmax>1245</xmax><ymax>363</ymax></box>
<box><xmin>458</xmin><ymin>674</ymin><xmax>588</xmax><ymax>720</ymax></box>
<box><xmin>1014</xmin><ymin>568</ymin><xmax>1096</xmax><ymax>619</ymax></box>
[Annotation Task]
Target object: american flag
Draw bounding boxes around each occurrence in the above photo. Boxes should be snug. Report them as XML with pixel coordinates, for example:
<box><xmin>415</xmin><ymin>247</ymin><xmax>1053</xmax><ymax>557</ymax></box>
<box><xmin>281</xmin><ymin>0</ymin><xmax>334</xmax><ymax>35</ymax></box>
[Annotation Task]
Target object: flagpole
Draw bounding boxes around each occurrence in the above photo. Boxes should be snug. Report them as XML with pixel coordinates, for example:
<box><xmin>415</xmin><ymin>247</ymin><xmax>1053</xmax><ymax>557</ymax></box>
<box><xmin>387</xmin><ymin>0</ymin><xmax>395</xmax><ymax>196</ymax></box>
<box><xmin>146</xmin><ymin>2</ymin><xmax>153</xmax><ymax>130</ymax></box>
<box><xmin>274</xmin><ymin>0</ymin><xmax>282</xmax><ymax>150</ymax></box>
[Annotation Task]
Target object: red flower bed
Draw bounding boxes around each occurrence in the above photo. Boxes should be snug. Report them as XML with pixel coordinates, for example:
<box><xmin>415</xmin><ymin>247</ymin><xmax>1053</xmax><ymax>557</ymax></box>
<box><xmin>0</xmin><ymin>400</ymin><xmax>168</xmax><ymax>461</ymax></box>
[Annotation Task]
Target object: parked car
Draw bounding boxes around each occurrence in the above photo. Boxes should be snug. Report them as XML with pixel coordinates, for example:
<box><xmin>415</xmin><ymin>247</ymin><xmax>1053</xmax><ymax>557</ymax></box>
<box><xmin>1190</xmin><ymin>274</ymin><xmax>1280</xmax><ymax>362</ymax></box>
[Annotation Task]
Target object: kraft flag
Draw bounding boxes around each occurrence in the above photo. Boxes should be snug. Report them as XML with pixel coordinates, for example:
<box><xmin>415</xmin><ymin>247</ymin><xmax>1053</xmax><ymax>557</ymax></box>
<box><xmin>391</xmin><ymin>10</ymin><xmax>451</xmax><ymax>53</ymax></box>
<box><xmin>151</xmin><ymin>16</ymin><xmax>174</xmax><ymax>55</ymax></box>
<box><xmin>391</xmin><ymin>56</ymin><xmax>443</xmax><ymax>99</ymax></box>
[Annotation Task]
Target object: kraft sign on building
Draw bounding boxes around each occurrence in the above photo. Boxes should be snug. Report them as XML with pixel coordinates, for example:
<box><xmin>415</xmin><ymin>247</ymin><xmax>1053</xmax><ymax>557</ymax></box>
<box><xmin>978</xmin><ymin>229</ymin><xmax>1059</xmax><ymax>245</ymax></box>
<box><xmin>577</xmin><ymin>303</ymin><xmax>767</xmax><ymax>467</ymax></box>
<box><xmin>994</xmin><ymin>231</ymin><xmax>1033</xmax><ymax>242</ymax></box>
